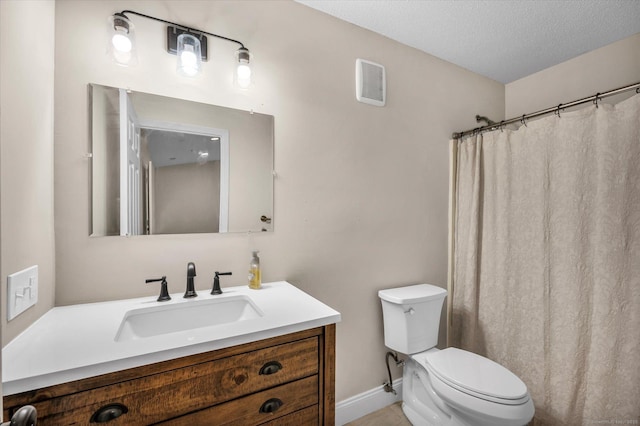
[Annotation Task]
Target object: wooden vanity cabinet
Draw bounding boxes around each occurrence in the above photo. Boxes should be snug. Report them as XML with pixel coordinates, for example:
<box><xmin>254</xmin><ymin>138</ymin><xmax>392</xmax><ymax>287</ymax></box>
<box><xmin>3</xmin><ymin>325</ymin><xmax>336</xmax><ymax>425</ymax></box>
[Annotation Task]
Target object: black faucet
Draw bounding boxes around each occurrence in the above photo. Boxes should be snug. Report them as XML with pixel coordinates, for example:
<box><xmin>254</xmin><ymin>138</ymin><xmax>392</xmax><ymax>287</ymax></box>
<box><xmin>184</xmin><ymin>262</ymin><xmax>198</xmax><ymax>298</ymax></box>
<box><xmin>146</xmin><ymin>276</ymin><xmax>171</xmax><ymax>302</ymax></box>
<box><xmin>211</xmin><ymin>272</ymin><xmax>232</xmax><ymax>295</ymax></box>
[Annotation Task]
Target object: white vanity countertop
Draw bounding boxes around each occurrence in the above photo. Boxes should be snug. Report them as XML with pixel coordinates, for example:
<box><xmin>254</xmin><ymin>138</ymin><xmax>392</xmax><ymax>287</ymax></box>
<box><xmin>2</xmin><ymin>281</ymin><xmax>341</xmax><ymax>396</ymax></box>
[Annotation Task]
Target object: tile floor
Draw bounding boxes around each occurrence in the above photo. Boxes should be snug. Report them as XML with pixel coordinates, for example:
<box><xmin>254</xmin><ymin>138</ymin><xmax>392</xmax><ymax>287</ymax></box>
<box><xmin>345</xmin><ymin>402</ymin><xmax>412</xmax><ymax>426</ymax></box>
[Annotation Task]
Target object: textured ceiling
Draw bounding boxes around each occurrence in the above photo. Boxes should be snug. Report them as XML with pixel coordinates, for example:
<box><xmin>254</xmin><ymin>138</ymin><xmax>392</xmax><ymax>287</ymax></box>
<box><xmin>296</xmin><ymin>0</ymin><xmax>640</xmax><ymax>84</ymax></box>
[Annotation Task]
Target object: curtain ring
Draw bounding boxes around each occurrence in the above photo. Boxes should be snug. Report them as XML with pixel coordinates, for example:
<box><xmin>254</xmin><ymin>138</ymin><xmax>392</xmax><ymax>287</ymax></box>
<box><xmin>499</xmin><ymin>120</ymin><xmax>505</xmax><ymax>132</ymax></box>
<box><xmin>636</xmin><ymin>87</ymin><xmax>640</xmax><ymax>94</ymax></box>
<box><xmin>521</xmin><ymin>114</ymin><xmax>528</xmax><ymax>127</ymax></box>
<box><xmin>555</xmin><ymin>104</ymin><xmax>562</xmax><ymax>118</ymax></box>
<box><xmin>593</xmin><ymin>93</ymin><xmax>601</xmax><ymax>108</ymax></box>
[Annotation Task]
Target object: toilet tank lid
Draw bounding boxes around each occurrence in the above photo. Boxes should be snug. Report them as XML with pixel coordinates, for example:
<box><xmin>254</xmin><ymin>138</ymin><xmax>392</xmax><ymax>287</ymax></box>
<box><xmin>378</xmin><ymin>284</ymin><xmax>447</xmax><ymax>304</ymax></box>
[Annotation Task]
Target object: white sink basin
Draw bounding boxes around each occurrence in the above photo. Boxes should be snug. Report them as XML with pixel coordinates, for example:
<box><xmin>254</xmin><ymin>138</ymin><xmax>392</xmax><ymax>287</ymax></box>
<box><xmin>115</xmin><ymin>295</ymin><xmax>263</xmax><ymax>342</ymax></box>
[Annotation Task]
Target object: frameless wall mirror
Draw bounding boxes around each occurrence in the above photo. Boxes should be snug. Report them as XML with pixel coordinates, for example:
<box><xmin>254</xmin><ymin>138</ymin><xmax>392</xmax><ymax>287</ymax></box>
<box><xmin>89</xmin><ymin>83</ymin><xmax>274</xmax><ymax>236</ymax></box>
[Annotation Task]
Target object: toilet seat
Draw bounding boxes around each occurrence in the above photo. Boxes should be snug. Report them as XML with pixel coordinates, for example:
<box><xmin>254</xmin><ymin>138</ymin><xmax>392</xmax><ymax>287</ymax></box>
<box><xmin>414</xmin><ymin>348</ymin><xmax>530</xmax><ymax>405</ymax></box>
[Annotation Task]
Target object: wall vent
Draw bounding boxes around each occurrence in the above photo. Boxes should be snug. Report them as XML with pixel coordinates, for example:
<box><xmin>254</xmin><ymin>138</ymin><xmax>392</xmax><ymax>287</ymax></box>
<box><xmin>355</xmin><ymin>58</ymin><xmax>386</xmax><ymax>107</ymax></box>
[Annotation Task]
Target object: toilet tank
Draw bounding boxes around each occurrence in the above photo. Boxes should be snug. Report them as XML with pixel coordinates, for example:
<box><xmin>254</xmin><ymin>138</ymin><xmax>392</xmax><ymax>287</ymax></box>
<box><xmin>378</xmin><ymin>284</ymin><xmax>447</xmax><ymax>354</ymax></box>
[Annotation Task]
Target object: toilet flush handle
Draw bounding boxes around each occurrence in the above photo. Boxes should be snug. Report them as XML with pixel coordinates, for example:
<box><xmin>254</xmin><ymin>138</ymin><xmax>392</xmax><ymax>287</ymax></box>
<box><xmin>404</xmin><ymin>307</ymin><xmax>415</xmax><ymax>315</ymax></box>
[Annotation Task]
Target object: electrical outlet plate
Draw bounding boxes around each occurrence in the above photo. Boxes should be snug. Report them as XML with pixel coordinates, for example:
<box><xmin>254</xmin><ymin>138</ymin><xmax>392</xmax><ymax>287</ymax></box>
<box><xmin>7</xmin><ymin>265</ymin><xmax>38</xmax><ymax>321</ymax></box>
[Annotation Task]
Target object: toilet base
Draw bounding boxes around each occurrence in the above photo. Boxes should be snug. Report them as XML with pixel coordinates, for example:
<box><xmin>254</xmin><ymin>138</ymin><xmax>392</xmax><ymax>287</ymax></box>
<box><xmin>401</xmin><ymin>353</ymin><xmax>533</xmax><ymax>426</ymax></box>
<box><xmin>401</xmin><ymin>354</ymin><xmax>456</xmax><ymax>425</ymax></box>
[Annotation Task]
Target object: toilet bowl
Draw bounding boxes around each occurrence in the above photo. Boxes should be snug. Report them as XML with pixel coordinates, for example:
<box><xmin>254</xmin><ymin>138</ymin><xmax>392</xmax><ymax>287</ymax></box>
<box><xmin>379</xmin><ymin>284</ymin><xmax>534</xmax><ymax>426</ymax></box>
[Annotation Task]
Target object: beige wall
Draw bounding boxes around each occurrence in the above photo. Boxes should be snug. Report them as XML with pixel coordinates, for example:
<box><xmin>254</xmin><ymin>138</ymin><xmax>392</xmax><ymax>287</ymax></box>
<box><xmin>52</xmin><ymin>0</ymin><xmax>503</xmax><ymax>400</ymax></box>
<box><xmin>154</xmin><ymin>162</ymin><xmax>220</xmax><ymax>234</ymax></box>
<box><xmin>506</xmin><ymin>33</ymin><xmax>640</xmax><ymax>117</ymax></box>
<box><xmin>1</xmin><ymin>1</ymin><xmax>56</xmax><ymax>346</ymax></box>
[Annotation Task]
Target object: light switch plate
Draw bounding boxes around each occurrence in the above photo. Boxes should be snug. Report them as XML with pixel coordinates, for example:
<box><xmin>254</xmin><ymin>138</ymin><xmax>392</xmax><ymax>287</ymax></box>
<box><xmin>7</xmin><ymin>265</ymin><xmax>38</xmax><ymax>321</ymax></box>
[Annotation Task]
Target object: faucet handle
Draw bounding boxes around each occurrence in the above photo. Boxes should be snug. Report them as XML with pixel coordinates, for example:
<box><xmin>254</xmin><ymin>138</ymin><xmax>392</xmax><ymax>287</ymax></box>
<box><xmin>211</xmin><ymin>272</ymin><xmax>232</xmax><ymax>295</ymax></box>
<box><xmin>146</xmin><ymin>276</ymin><xmax>171</xmax><ymax>302</ymax></box>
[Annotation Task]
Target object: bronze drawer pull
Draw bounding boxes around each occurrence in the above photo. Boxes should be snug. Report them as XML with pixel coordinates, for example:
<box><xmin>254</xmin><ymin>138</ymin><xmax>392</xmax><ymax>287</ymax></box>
<box><xmin>259</xmin><ymin>360</ymin><xmax>282</xmax><ymax>375</ymax></box>
<box><xmin>89</xmin><ymin>403</ymin><xmax>128</xmax><ymax>423</ymax></box>
<box><xmin>259</xmin><ymin>398</ymin><xmax>283</xmax><ymax>414</ymax></box>
<box><xmin>6</xmin><ymin>405</ymin><xmax>37</xmax><ymax>426</ymax></box>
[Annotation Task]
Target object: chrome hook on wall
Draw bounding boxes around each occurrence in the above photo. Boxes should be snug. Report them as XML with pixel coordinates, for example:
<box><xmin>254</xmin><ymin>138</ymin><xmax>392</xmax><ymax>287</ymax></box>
<box><xmin>475</xmin><ymin>114</ymin><xmax>496</xmax><ymax>126</ymax></box>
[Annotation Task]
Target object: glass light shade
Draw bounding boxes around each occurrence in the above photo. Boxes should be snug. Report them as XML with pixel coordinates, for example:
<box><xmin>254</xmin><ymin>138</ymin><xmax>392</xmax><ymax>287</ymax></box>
<box><xmin>107</xmin><ymin>14</ymin><xmax>137</xmax><ymax>66</ymax></box>
<box><xmin>237</xmin><ymin>63</ymin><xmax>251</xmax><ymax>88</ymax></box>
<box><xmin>112</xmin><ymin>33</ymin><xmax>132</xmax><ymax>52</ymax></box>
<box><xmin>177</xmin><ymin>33</ymin><xmax>202</xmax><ymax>77</ymax></box>
<box><xmin>235</xmin><ymin>48</ymin><xmax>252</xmax><ymax>89</ymax></box>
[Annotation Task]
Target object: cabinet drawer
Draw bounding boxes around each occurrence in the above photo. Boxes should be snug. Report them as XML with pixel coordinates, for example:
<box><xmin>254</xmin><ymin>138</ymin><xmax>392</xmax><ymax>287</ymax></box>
<box><xmin>163</xmin><ymin>375</ymin><xmax>319</xmax><ymax>425</ymax></box>
<box><xmin>17</xmin><ymin>337</ymin><xmax>318</xmax><ymax>425</ymax></box>
<box><xmin>261</xmin><ymin>405</ymin><xmax>319</xmax><ymax>425</ymax></box>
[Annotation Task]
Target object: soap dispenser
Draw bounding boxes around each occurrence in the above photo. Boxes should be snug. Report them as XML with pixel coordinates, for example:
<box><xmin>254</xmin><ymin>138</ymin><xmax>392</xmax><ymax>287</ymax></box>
<box><xmin>248</xmin><ymin>251</ymin><xmax>261</xmax><ymax>289</ymax></box>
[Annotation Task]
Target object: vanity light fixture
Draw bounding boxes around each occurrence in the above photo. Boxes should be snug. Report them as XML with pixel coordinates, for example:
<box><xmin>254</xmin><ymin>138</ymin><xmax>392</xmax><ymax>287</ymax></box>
<box><xmin>108</xmin><ymin>13</ymin><xmax>137</xmax><ymax>66</ymax></box>
<box><xmin>236</xmin><ymin>47</ymin><xmax>252</xmax><ymax>89</ymax></box>
<box><xmin>108</xmin><ymin>10</ymin><xmax>251</xmax><ymax>86</ymax></box>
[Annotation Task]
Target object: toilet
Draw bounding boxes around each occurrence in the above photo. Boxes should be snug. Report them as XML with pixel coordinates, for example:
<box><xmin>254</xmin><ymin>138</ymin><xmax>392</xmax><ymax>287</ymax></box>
<box><xmin>379</xmin><ymin>284</ymin><xmax>534</xmax><ymax>426</ymax></box>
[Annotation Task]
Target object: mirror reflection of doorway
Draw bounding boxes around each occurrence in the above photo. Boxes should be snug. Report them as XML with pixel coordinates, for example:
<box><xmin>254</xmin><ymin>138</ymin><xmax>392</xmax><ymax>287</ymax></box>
<box><xmin>117</xmin><ymin>89</ymin><xmax>229</xmax><ymax>236</ymax></box>
<box><xmin>140</xmin><ymin>127</ymin><xmax>228</xmax><ymax>234</ymax></box>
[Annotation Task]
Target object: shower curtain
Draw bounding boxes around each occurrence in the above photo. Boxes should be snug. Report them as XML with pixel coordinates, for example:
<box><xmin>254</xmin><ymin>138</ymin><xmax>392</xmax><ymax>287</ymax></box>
<box><xmin>448</xmin><ymin>94</ymin><xmax>640</xmax><ymax>425</ymax></box>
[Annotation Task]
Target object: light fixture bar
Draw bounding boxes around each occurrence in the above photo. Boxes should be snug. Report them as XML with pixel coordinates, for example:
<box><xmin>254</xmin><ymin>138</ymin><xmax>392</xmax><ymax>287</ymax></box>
<box><xmin>111</xmin><ymin>10</ymin><xmax>252</xmax><ymax>86</ymax></box>
<box><xmin>117</xmin><ymin>10</ymin><xmax>247</xmax><ymax>50</ymax></box>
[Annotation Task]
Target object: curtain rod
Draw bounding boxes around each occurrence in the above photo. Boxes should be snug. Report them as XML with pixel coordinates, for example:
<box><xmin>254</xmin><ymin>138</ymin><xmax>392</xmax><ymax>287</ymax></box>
<box><xmin>452</xmin><ymin>81</ymin><xmax>640</xmax><ymax>139</ymax></box>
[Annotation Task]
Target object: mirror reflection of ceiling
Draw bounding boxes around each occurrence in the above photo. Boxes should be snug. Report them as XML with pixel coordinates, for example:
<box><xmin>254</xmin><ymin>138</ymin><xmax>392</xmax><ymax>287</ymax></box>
<box><xmin>143</xmin><ymin>129</ymin><xmax>221</xmax><ymax>167</ymax></box>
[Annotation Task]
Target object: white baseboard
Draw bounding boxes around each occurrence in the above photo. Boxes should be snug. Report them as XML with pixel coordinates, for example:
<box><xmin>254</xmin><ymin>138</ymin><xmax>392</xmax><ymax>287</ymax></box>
<box><xmin>335</xmin><ymin>378</ymin><xmax>403</xmax><ymax>425</ymax></box>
